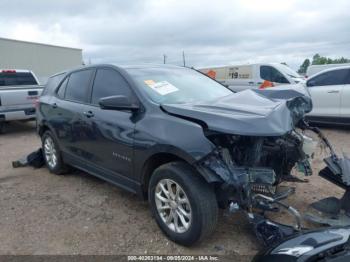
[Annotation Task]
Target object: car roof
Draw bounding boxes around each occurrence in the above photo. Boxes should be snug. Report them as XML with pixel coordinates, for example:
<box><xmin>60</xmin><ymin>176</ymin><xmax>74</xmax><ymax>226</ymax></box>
<box><xmin>309</xmin><ymin>65</ymin><xmax>350</xmax><ymax>79</ymax></box>
<box><xmin>48</xmin><ymin>63</ymin><xmax>186</xmax><ymax>79</ymax></box>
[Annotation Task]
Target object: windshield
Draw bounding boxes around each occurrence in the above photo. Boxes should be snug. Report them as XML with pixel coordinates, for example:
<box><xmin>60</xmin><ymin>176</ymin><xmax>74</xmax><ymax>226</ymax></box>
<box><xmin>277</xmin><ymin>64</ymin><xmax>301</xmax><ymax>78</ymax></box>
<box><xmin>126</xmin><ymin>67</ymin><xmax>232</xmax><ymax>104</ymax></box>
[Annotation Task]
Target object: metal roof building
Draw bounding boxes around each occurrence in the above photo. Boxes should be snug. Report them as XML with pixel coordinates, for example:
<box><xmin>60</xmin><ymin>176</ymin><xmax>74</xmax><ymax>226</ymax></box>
<box><xmin>0</xmin><ymin>37</ymin><xmax>83</xmax><ymax>84</ymax></box>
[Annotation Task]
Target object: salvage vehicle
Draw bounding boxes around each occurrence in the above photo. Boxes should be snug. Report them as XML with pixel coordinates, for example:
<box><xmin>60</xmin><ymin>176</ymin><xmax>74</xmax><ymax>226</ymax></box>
<box><xmin>0</xmin><ymin>69</ymin><xmax>42</xmax><ymax>133</ymax></box>
<box><xmin>199</xmin><ymin>63</ymin><xmax>304</xmax><ymax>92</ymax></box>
<box><xmin>36</xmin><ymin>64</ymin><xmax>350</xmax><ymax>246</ymax></box>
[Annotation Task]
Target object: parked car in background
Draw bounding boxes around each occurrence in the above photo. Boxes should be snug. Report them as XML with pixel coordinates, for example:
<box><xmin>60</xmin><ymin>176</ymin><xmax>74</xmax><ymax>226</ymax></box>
<box><xmin>306</xmin><ymin>66</ymin><xmax>350</xmax><ymax>124</ymax></box>
<box><xmin>37</xmin><ymin>64</ymin><xmax>317</xmax><ymax>246</ymax></box>
<box><xmin>0</xmin><ymin>69</ymin><xmax>43</xmax><ymax>133</ymax></box>
<box><xmin>306</xmin><ymin>63</ymin><xmax>350</xmax><ymax>77</ymax></box>
<box><xmin>198</xmin><ymin>63</ymin><xmax>304</xmax><ymax>92</ymax></box>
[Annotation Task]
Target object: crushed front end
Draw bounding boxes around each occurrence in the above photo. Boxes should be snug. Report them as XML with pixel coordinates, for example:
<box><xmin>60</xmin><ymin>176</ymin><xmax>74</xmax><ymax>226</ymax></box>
<box><xmin>196</xmin><ymin>129</ymin><xmax>314</xmax><ymax>246</ymax></box>
<box><xmin>192</xmin><ymin>88</ymin><xmax>330</xmax><ymax>246</ymax></box>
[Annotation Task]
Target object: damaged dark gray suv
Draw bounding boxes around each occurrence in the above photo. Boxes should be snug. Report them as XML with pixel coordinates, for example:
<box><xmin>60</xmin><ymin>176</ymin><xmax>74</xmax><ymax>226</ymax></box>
<box><xmin>37</xmin><ymin>64</ymin><xmax>324</xmax><ymax>246</ymax></box>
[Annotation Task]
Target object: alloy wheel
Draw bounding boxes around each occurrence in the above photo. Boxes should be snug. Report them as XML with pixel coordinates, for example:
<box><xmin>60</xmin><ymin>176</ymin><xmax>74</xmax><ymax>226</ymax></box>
<box><xmin>43</xmin><ymin>136</ymin><xmax>57</xmax><ymax>169</ymax></box>
<box><xmin>155</xmin><ymin>179</ymin><xmax>192</xmax><ymax>233</ymax></box>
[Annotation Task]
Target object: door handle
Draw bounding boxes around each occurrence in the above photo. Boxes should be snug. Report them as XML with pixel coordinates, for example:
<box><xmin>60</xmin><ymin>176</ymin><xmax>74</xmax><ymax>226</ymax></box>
<box><xmin>327</xmin><ymin>90</ymin><xmax>339</xmax><ymax>94</ymax></box>
<box><xmin>83</xmin><ymin>111</ymin><xmax>94</xmax><ymax>118</ymax></box>
<box><xmin>52</xmin><ymin>103</ymin><xmax>57</xmax><ymax>109</ymax></box>
<box><xmin>248</xmin><ymin>81</ymin><xmax>255</xmax><ymax>85</ymax></box>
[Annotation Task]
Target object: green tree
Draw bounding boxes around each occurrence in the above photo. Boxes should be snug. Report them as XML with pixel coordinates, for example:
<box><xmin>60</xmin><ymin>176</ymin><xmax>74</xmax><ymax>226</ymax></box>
<box><xmin>298</xmin><ymin>59</ymin><xmax>310</xmax><ymax>74</ymax></box>
<box><xmin>298</xmin><ymin>54</ymin><xmax>350</xmax><ymax>74</ymax></box>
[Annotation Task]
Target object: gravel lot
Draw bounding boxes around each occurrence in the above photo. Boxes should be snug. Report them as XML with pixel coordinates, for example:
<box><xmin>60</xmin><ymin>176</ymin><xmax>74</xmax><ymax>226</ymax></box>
<box><xmin>0</xmin><ymin>121</ymin><xmax>349</xmax><ymax>259</ymax></box>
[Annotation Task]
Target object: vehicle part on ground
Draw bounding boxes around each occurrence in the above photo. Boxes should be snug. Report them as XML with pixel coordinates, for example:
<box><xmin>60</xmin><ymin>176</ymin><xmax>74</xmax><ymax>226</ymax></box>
<box><xmin>299</xmin><ymin>121</ymin><xmax>350</xmax><ymax>227</ymax></box>
<box><xmin>12</xmin><ymin>148</ymin><xmax>45</xmax><ymax>169</ymax></box>
<box><xmin>0</xmin><ymin>121</ymin><xmax>4</xmax><ymax>134</ymax></box>
<box><xmin>149</xmin><ymin>162</ymin><xmax>218</xmax><ymax>246</ymax></box>
<box><xmin>254</xmin><ymin>226</ymin><xmax>350</xmax><ymax>262</ymax></box>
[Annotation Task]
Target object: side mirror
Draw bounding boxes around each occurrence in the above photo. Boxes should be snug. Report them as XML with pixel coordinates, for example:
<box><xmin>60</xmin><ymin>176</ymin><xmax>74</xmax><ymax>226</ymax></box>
<box><xmin>306</xmin><ymin>80</ymin><xmax>316</xmax><ymax>87</ymax></box>
<box><xmin>99</xmin><ymin>95</ymin><xmax>139</xmax><ymax>112</ymax></box>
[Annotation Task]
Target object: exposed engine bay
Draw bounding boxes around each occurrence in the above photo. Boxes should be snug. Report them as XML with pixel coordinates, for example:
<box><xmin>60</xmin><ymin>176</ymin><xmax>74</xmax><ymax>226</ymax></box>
<box><xmin>196</xmin><ymin>121</ymin><xmax>350</xmax><ymax>247</ymax></box>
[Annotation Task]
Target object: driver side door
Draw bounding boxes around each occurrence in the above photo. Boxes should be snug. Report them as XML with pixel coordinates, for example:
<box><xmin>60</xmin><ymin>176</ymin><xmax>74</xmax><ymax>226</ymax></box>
<box><xmin>82</xmin><ymin>67</ymin><xmax>137</xmax><ymax>180</ymax></box>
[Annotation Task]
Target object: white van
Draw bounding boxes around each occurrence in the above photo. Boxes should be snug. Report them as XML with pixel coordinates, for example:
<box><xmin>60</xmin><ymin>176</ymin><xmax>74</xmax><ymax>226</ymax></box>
<box><xmin>199</xmin><ymin>63</ymin><xmax>304</xmax><ymax>92</ymax></box>
<box><xmin>306</xmin><ymin>63</ymin><xmax>350</xmax><ymax>78</ymax></box>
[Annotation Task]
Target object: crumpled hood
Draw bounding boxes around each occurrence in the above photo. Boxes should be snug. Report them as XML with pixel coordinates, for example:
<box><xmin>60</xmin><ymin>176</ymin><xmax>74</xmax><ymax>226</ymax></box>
<box><xmin>161</xmin><ymin>88</ymin><xmax>312</xmax><ymax>136</ymax></box>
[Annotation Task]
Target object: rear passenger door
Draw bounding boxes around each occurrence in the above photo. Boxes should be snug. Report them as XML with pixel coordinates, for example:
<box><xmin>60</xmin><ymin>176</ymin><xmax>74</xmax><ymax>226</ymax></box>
<box><xmin>82</xmin><ymin>67</ymin><xmax>136</xmax><ymax>178</ymax></box>
<box><xmin>50</xmin><ymin>69</ymin><xmax>95</xmax><ymax>159</ymax></box>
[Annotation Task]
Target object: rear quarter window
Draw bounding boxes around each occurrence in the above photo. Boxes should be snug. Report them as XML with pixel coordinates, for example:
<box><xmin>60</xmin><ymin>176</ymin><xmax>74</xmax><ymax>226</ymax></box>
<box><xmin>42</xmin><ymin>73</ymin><xmax>65</xmax><ymax>96</ymax></box>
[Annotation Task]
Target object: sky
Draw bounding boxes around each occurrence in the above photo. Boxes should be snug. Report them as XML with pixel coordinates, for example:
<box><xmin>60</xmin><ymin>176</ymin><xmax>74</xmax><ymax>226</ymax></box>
<box><xmin>0</xmin><ymin>0</ymin><xmax>349</xmax><ymax>70</ymax></box>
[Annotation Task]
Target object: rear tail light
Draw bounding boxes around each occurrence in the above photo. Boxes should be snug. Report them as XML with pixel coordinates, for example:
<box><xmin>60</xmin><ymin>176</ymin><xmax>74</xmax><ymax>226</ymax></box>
<box><xmin>1</xmin><ymin>70</ymin><xmax>16</xmax><ymax>74</ymax></box>
<box><xmin>34</xmin><ymin>98</ymin><xmax>40</xmax><ymax>109</ymax></box>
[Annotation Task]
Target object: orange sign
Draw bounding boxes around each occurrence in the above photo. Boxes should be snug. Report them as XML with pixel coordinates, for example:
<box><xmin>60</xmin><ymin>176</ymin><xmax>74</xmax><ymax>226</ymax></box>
<box><xmin>259</xmin><ymin>80</ymin><xmax>274</xmax><ymax>89</ymax></box>
<box><xmin>206</xmin><ymin>70</ymin><xmax>216</xmax><ymax>79</ymax></box>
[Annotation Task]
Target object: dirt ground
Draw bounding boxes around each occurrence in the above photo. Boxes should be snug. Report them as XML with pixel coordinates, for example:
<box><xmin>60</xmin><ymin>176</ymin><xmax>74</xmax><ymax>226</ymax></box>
<box><xmin>0</xmin><ymin>121</ymin><xmax>349</xmax><ymax>258</ymax></box>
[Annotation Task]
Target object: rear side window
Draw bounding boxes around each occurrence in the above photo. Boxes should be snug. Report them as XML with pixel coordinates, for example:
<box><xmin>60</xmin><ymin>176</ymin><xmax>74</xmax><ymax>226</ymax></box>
<box><xmin>260</xmin><ymin>66</ymin><xmax>289</xmax><ymax>84</ymax></box>
<box><xmin>65</xmin><ymin>69</ymin><xmax>93</xmax><ymax>103</ymax></box>
<box><xmin>91</xmin><ymin>68</ymin><xmax>132</xmax><ymax>105</ymax></box>
<box><xmin>308</xmin><ymin>69</ymin><xmax>350</xmax><ymax>86</ymax></box>
<box><xmin>42</xmin><ymin>73</ymin><xmax>65</xmax><ymax>95</ymax></box>
<box><xmin>0</xmin><ymin>72</ymin><xmax>38</xmax><ymax>86</ymax></box>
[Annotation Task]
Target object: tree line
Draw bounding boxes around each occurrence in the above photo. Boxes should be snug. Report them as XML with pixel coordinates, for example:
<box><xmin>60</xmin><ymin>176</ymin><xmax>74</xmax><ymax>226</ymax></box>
<box><xmin>298</xmin><ymin>54</ymin><xmax>350</xmax><ymax>74</ymax></box>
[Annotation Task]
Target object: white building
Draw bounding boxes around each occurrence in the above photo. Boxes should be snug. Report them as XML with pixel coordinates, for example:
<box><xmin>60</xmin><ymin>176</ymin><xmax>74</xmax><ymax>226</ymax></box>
<box><xmin>0</xmin><ymin>37</ymin><xmax>83</xmax><ymax>84</ymax></box>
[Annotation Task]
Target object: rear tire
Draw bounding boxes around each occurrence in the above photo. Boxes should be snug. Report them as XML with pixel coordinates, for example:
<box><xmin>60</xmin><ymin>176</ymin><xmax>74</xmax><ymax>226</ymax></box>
<box><xmin>149</xmin><ymin>161</ymin><xmax>218</xmax><ymax>246</ymax></box>
<box><xmin>41</xmin><ymin>130</ymin><xmax>68</xmax><ymax>175</ymax></box>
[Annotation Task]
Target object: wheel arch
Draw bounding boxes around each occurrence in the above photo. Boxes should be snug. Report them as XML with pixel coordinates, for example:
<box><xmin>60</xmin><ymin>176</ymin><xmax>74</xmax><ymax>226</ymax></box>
<box><xmin>140</xmin><ymin>152</ymin><xmax>186</xmax><ymax>199</ymax></box>
<box><xmin>139</xmin><ymin>150</ymin><xmax>220</xmax><ymax>199</ymax></box>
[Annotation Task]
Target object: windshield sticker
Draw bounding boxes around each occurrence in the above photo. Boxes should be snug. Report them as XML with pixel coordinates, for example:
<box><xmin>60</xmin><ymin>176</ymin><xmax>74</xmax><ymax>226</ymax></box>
<box><xmin>144</xmin><ymin>80</ymin><xmax>178</xmax><ymax>95</ymax></box>
<box><xmin>144</xmin><ymin>80</ymin><xmax>156</xmax><ymax>86</ymax></box>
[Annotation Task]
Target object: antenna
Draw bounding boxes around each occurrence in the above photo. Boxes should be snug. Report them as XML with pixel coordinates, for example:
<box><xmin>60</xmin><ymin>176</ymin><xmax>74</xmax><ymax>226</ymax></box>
<box><xmin>182</xmin><ymin>51</ymin><xmax>186</xmax><ymax>67</ymax></box>
<box><xmin>163</xmin><ymin>54</ymin><xmax>167</xmax><ymax>64</ymax></box>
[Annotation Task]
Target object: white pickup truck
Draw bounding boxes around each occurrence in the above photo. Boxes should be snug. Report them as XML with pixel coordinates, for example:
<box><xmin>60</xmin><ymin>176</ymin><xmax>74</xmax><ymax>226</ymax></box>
<box><xmin>0</xmin><ymin>69</ymin><xmax>43</xmax><ymax>133</ymax></box>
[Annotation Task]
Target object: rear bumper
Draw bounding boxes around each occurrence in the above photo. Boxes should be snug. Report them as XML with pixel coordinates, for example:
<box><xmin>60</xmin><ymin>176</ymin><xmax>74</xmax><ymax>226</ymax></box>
<box><xmin>0</xmin><ymin>107</ymin><xmax>36</xmax><ymax>121</ymax></box>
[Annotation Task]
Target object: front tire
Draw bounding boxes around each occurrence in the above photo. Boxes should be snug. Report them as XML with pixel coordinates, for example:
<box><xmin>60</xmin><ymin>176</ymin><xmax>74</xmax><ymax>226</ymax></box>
<box><xmin>41</xmin><ymin>130</ymin><xmax>67</xmax><ymax>175</ymax></box>
<box><xmin>149</xmin><ymin>161</ymin><xmax>218</xmax><ymax>246</ymax></box>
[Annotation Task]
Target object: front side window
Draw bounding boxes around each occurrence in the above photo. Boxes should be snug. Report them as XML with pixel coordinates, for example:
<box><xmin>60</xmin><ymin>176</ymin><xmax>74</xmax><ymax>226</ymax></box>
<box><xmin>308</xmin><ymin>69</ymin><xmax>350</xmax><ymax>87</ymax></box>
<box><xmin>91</xmin><ymin>69</ymin><xmax>132</xmax><ymax>105</ymax></box>
<box><xmin>65</xmin><ymin>69</ymin><xmax>93</xmax><ymax>103</ymax></box>
<box><xmin>260</xmin><ymin>66</ymin><xmax>289</xmax><ymax>84</ymax></box>
<box><xmin>126</xmin><ymin>67</ymin><xmax>232</xmax><ymax>104</ymax></box>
